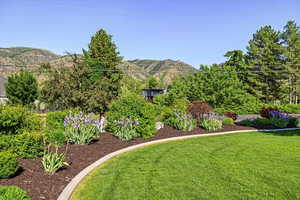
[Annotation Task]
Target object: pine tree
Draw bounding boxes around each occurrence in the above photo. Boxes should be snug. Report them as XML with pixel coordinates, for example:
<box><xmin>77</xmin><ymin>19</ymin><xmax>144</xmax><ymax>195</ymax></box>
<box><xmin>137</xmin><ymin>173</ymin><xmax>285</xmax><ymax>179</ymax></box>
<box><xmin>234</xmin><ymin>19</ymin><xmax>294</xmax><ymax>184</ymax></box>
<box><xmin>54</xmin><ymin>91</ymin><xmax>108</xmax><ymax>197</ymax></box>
<box><xmin>246</xmin><ymin>25</ymin><xmax>286</xmax><ymax>103</ymax></box>
<box><xmin>83</xmin><ymin>29</ymin><xmax>123</xmax><ymax>115</ymax></box>
<box><xmin>224</xmin><ymin>50</ymin><xmax>252</xmax><ymax>91</ymax></box>
<box><xmin>5</xmin><ymin>70</ymin><xmax>38</xmax><ymax>106</ymax></box>
<box><xmin>282</xmin><ymin>20</ymin><xmax>300</xmax><ymax>104</ymax></box>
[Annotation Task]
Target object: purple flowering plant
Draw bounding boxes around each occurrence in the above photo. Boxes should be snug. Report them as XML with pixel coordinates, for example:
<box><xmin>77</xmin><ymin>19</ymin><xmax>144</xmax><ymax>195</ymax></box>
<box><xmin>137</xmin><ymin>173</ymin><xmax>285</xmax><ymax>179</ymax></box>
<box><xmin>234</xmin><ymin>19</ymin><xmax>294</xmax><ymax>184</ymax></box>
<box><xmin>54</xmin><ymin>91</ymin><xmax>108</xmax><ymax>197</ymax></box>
<box><xmin>63</xmin><ymin>112</ymin><xmax>101</xmax><ymax>144</ymax></box>
<box><xmin>268</xmin><ymin>110</ymin><xmax>290</xmax><ymax>128</ymax></box>
<box><xmin>171</xmin><ymin>110</ymin><xmax>196</xmax><ymax>131</ymax></box>
<box><xmin>114</xmin><ymin>117</ymin><xmax>140</xmax><ymax>141</ymax></box>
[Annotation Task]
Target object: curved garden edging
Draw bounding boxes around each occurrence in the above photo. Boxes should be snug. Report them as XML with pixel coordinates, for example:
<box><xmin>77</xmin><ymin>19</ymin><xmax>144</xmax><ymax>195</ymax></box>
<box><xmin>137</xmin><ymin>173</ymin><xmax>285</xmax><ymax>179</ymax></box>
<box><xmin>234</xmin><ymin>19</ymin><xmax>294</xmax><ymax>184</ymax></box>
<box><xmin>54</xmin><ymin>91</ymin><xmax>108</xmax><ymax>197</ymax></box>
<box><xmin>57</xmin><ymin>127</ymin><xmax>300</xmax><ymax>200</ymax></box>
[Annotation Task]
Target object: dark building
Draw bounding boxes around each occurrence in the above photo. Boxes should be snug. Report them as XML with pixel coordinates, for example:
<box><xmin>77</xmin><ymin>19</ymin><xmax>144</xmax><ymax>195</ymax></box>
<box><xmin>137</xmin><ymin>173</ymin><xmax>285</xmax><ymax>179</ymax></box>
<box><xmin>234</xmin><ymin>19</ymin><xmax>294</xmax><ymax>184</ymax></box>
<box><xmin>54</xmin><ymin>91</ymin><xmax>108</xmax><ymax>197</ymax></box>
<box><xmin>141</xmin><ymin>88</ymin><xmax>165</xmax><ymax>101</ymax></box>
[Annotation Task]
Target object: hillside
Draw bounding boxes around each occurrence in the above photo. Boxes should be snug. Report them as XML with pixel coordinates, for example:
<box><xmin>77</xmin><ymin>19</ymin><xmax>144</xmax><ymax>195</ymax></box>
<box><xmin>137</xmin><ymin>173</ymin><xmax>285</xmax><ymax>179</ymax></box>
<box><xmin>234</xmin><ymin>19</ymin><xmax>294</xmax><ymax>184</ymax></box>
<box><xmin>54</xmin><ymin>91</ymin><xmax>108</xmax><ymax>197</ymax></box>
<box><xmin>0</xmin><ymin>47</ymin><xmax>197</xmax><ymax>84</ymax></box>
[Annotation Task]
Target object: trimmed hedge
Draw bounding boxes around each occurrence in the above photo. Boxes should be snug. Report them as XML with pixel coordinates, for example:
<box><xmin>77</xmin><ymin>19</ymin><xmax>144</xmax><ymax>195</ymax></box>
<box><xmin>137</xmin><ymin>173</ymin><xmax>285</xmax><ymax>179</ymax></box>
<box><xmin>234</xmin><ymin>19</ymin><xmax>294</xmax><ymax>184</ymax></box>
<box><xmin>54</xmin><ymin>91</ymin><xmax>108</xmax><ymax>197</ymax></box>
<box><xmin>0</xmin><ymin>186</ymin><xmax>31</xmax><ymax>200</ymax></box>
<box><xmin>0</xmin><ymin>152</ymin><xmax>19</xmax><ymax>179</ymax></box>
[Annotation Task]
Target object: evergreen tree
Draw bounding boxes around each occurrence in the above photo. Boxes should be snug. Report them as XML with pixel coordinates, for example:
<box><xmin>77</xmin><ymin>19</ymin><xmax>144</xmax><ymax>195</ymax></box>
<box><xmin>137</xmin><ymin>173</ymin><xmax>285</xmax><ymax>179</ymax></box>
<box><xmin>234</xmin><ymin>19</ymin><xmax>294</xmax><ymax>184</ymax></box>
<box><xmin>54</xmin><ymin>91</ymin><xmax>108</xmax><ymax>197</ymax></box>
<box><xmin>5</xmin><ymin>71</ymin><xmax>38</xmax><ymax>106</ymax></box>
<box><xmin>40</xmin><ymin>55</ymin><xmax>91</xmax><ymax>110</ymax></box>
<box><xmin>224</xmin><ymin>50</ymin><xmax>251</xmax><ymax>91</ymax></box>
<box><xmin>83</xmin><ymin>29</ymin><xmax>123</xmax><ymax>115</ymax></box>
<box><xmin>282</xmin><ymin>20</ymin><xmax>300</xmax><ymax>103</ymax></box>
<box><xmin>42</xmin><ymin>29</ymin><xmax>123</xmax><ymax>116</ymax></box>
<box><xmin>246</xmin><ymin>25</ymin><xmax>286</xmax><ymax>103</ymax></box>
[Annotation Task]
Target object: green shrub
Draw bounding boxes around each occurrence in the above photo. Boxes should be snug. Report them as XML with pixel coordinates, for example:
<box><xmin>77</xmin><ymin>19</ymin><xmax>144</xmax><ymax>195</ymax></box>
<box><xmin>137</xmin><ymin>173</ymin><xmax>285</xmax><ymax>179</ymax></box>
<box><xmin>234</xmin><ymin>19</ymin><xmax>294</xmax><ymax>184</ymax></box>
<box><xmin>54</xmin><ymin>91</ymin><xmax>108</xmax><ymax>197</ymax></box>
<box><xmin>160</xmin><ymin>98</ymin><xmax>190</xmax><ymax>124</ymax></box>
<box><xmin>45</xmin><ymin>110</ymin><xmax>79</xmax><ymax>145</ymax></box>
<box><xmin>276</xmin><ymin>104</ymin><xmax>300</xmax><ymax>114</ymax></box>
<box><xmin>5</xmin><ymin>70</ymin><xmax>38</xmax><ymax>106</ymax></box>
<box><xmin>22</xmin><ymin>113</ymin><xmax>43</xmax><ymax>132</ymax></box>
<box><xmin>0</xmin><ymin>186</ymin><xmax>31</xmax><ymax>200</ymax></box>
<box><xmin>288</xmin><ymin>117</ymin><xmax>299</xmax><ymax>128</ymax></box>
<box><xmin>222</xmin><ymin>117</ymin><xmax>234</xmax><ymax>125</ymax></box>
<box><xmin>0</xmin><ymin>133</ymin><xmax>44</xmax><ymax>158</ymax></box>
<box><xmin>64</xmin><ymin>113</ymin><xmax>101</xmax><ymax>145</ymax></box>
<box><xmin>252</xmin><ymin>118</ymin><xmax>271</xmax><ymax>126</ymax></box>
<box><xmin>42</xmin><ymin>145</ymin><xmax>68</xmax><ymax>175</ymax></box>
<box><xmin>46</xmin><ymin>110</ymin><xmax>71</xmax><ymax>130</ymax></box>
<box><xmin>0</xmin><ymin>152</ymin><xmax>19</xmax><ymax>179</ymax></box>
<box><xmin>0</xmin><ymin>105</ymin><xmax>29</xmax><ymax>135</ymax></box>
<box><xmin>239</xmin><ymin>119</ymin><xmax>254</xmax><ymax>127</ymax></box>
<box><xmin>269</xmin><ymin>118</ymin><xmax>289</xmax><ymax>128</ymax></box>
<box><xmin>44</xmin><ymin>129</ymin><xmax>66</xmax><ymax>146</ymax></box>
<box><xmin>106</xmin><ymin>93</ymin><xmax>157</xmax><ymax>138</ymax></box>
<box><xmin>201</xmin><ymin>119</ymin><xmax>222</xmax><ymax>131</ymax></box>
<box><xmin>15</xmin><ymin>132</ymin><xmax>44</xmax><ymax>158</ymax></box>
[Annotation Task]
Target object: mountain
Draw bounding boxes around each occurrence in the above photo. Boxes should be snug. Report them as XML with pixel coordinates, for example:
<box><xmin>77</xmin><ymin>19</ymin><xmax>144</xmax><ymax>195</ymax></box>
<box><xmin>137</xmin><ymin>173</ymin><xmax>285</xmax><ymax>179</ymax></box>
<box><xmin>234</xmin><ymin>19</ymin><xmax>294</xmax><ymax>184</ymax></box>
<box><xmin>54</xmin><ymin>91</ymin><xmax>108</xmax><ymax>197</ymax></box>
<box><xmin>120</xmin><ymin>59</ymin><xmax>197</xmax><ymax>84</ymax></box>
<box><xmin>0</xmin><ymin>47</ymin><xmax>197</xmax><ymax>84</ymax></box>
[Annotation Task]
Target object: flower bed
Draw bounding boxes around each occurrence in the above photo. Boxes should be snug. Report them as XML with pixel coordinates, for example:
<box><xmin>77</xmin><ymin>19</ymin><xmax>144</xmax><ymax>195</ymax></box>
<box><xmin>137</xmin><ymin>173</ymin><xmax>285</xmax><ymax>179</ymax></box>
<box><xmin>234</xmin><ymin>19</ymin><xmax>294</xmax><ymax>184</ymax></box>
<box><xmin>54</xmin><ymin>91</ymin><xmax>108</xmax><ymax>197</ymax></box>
<box><xmin>0</xmin><ymin>124</ymin><xmax>254</xmax><ymax>200</ymax></box>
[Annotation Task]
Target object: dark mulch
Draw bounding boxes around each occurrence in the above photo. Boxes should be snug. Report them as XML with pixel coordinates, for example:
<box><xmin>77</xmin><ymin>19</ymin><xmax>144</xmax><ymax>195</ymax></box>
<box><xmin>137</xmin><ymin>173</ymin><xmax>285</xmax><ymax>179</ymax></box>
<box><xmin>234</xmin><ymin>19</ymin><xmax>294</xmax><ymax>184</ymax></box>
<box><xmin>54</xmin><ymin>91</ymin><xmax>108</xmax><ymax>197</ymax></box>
<box><xmin>0</xmin><ymin>125</ymin><xmax>256</xmax><ymax>200</ymax></box>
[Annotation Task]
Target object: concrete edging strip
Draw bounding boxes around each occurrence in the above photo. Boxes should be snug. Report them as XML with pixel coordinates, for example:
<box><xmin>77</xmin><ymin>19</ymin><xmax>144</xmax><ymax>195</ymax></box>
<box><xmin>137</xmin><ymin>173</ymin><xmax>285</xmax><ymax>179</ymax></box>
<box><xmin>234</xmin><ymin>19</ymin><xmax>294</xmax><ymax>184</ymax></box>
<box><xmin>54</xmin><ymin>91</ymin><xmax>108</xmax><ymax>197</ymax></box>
<box><xmin>57</xmin><ymin>127</ymin><xmax>300</xmax><ymax>200</ymax></box>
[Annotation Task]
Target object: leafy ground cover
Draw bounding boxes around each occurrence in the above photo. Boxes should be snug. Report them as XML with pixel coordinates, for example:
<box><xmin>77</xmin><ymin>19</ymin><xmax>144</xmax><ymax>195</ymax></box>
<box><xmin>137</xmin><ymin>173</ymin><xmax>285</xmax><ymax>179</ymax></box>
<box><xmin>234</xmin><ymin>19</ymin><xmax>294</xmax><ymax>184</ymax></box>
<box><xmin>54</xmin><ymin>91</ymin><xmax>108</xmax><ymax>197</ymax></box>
<box><xmin>71</xmin><ymin>130</ymin><xmax>300</xmax><ymax>200</ymax></box>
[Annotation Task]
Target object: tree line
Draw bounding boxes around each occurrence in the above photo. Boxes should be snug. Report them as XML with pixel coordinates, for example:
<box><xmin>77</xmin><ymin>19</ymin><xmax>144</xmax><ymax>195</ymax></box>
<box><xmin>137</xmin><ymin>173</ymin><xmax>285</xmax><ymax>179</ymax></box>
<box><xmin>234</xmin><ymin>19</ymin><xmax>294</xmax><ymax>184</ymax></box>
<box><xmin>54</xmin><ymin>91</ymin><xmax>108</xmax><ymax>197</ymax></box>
<box><xmin>5</xmin><ymin>20</ymin><xmax>300</xmax><ymax>115</ymax></box>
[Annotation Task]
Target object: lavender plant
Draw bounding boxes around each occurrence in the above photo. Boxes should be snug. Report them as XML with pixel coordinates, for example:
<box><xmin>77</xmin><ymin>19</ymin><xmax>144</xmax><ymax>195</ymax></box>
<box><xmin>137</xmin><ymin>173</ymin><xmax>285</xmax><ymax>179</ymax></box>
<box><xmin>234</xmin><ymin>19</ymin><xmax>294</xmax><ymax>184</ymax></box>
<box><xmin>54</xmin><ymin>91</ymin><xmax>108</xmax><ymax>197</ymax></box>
<box><xmin>63</xmin><ymin>112</ymin><xmax>101</xmax><ymax>144</ymax></box>
<box><xmin>166</xmin><ymin>110</ymin><xmax>196</xmax><ymax>131</ymax></box>
<box><xmin>268</xmin><ymin>110</ymin><xmax>290</xmax><ymax>128</ymax></box>
<box><xmin>114</xmin><ymin>117</ymin><xmax>140</xmax><ymax>141</ymax></box>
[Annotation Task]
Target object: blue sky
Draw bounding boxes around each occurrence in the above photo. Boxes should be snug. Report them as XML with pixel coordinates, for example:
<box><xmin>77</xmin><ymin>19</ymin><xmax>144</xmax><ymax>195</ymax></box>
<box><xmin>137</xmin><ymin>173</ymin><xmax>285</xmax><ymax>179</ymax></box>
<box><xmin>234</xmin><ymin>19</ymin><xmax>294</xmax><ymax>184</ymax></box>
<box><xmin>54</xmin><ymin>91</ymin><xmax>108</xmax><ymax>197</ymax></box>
<box><xmin>1</xmin><ymin>0</ymin><xmax>300</xmax><ymax>67</ymax></box>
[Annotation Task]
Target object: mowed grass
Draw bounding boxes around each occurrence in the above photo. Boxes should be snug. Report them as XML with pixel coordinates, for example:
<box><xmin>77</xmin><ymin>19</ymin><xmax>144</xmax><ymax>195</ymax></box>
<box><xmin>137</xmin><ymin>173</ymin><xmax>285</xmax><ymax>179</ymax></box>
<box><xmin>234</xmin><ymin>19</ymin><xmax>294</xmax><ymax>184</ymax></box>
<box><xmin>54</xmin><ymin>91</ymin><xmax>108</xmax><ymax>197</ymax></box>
<box><xmin>71</xmin><ymin>131</ymin><xmax>300</xmax><ymax>200</ymax></box>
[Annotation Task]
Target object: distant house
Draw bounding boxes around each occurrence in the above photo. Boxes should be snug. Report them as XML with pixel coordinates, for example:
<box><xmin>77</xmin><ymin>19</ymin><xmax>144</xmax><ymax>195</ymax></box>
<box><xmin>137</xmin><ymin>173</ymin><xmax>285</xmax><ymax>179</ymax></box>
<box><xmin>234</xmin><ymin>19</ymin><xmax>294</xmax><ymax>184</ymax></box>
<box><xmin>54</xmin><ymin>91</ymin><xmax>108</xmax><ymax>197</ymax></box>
<box><xmin>141</xmin><ymin>88</ymin><xmax>166</xmax><ymax>101</ymax></box>
<box><xmin>0</xmin><ymin>77</ymin><xmax>8</xmax><ymax>104</ymax></box>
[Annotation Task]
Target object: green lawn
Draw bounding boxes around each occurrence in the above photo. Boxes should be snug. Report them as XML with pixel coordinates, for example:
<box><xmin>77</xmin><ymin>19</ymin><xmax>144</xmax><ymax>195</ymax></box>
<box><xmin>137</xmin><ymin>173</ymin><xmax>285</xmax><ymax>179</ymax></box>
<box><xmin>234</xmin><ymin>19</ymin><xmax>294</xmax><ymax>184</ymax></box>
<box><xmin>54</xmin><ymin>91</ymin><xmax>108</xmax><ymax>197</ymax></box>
<box><xmin>71</xmin><ymin>131</ymin><xmax>300</xmax><ymax>200</ymax></box>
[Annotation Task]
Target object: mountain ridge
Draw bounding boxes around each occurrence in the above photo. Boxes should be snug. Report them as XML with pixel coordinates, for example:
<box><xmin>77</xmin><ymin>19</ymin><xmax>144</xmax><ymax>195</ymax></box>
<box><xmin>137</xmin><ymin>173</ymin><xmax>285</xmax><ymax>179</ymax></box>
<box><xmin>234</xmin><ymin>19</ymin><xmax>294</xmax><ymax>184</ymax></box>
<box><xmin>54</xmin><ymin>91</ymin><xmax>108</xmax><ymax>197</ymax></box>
<box><xmin>0</xmin><ymin>47</ymin><xmax>198</xmax><ymax>84</ymax></box>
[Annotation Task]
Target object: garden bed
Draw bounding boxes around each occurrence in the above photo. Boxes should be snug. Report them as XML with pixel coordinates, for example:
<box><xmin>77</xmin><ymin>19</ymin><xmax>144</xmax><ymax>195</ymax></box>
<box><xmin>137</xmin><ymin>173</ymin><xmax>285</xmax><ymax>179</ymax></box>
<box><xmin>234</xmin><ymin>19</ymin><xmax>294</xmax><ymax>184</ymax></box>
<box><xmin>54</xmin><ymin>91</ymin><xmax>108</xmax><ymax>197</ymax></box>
<box><xmin>0</xmin><ymin>125</ymin><xmax>258</xmax><ymax>200</ymax></box>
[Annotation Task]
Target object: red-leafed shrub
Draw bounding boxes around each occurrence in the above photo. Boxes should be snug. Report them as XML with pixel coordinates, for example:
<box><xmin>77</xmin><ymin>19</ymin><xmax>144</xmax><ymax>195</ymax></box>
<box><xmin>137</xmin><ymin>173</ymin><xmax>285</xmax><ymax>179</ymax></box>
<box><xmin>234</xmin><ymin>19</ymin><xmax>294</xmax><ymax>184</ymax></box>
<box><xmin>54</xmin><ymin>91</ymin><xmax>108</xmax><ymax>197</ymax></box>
<box><xmin>224</xmin><ymin>112</ymin><xmax>238</xmax><ymax>121</ymax></box>
<box><xmin>260</xmin><ymin>107</ymin><xmax>280</xmax><ymax>119</ymax></box>
<box><xmin>188</xmin><ymin>101</ymin><xmax>212</xmax><ymax>122</ymax></box>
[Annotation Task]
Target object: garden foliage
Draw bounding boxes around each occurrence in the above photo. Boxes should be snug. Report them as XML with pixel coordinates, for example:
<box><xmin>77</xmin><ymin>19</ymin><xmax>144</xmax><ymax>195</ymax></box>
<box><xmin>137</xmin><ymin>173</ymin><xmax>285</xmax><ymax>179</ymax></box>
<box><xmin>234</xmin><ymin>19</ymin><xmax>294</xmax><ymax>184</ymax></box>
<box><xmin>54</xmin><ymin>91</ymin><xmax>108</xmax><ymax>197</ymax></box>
<box><xmin>64</xmin><ymin>112</ymin><xmax>101</xmax><ymax>145</ymax></box>
<box><xmin>0</xmin><ymin>186</ymin><xmax>31</xmax><ymax>200</ymax></box>
<box><xmin>5</xmin><ymin>70</ymin><xmax>38</xmax><ymax>106</ymax></box>
<box><xmin>188</xmin><ymin>101</ymin><xmax>212</xmax><ymax>122</ymax></box>
<box><xmin>164</xmin><ymin>110</ymin><xmax>196</xmax><ymax>131</ymax></box>
<box><xmin>0</xmin><ymin>105</ymin><xmax>42</xmax><ymax>135</ymax></box>
<box><xmin>106</xmin><ymin>92</ymin><xmax>157</xmax><ymax>139</ymax></box>
<box><xmin>224</xmin><ymin>112</ymin><xmax>238</xmax><ymax>121</ymax></box>
<box><xmin>222</xmin><ymin>117</ymin><xmax>235</xmax><ymax>125</ymax></box>
<box><xmin>114</xmin><ymin>117</ymin><xmax>140</xmax><ymax>140</ymax></box>
<box><xmin>0</xmin><ymin>152</ymin><xmax>19</xmax><ymax>179</ymax></box>
<box><xmin>42</xmin><ymin>145</ymin><xmax>68</xmax><ymax>175</ymax></box>
<box><xmin>201</xmin><ymin>119</ymin><xmax>222</xmax><ymax>131</ymax></box>
<box><xmin>0</xmin><ymin>132</ymin><xmax>44</xmax><ymax>158</ymax></box>
<box><xmin>166</xmin><ymin>65</ymin><xmax>260</xmax><ymax>114</ymax></box>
